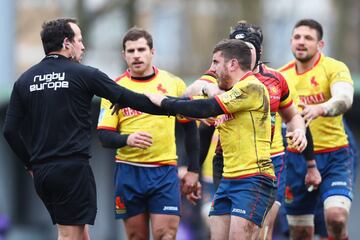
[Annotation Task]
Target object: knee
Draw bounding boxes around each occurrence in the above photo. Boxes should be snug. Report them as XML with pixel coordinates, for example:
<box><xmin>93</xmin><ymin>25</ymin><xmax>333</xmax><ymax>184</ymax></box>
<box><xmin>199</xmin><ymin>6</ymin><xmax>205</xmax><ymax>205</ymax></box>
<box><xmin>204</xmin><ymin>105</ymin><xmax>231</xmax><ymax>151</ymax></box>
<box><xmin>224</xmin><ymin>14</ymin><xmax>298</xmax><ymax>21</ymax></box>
<box><xmin>153</xmin><ymin>226</ymin><xmax>177</xmax><ymax>240</ymax></box>
<box><xmin>325</xmin><ymin>208</ymin><xmax>347</xmax><ymax>230</ymax></box>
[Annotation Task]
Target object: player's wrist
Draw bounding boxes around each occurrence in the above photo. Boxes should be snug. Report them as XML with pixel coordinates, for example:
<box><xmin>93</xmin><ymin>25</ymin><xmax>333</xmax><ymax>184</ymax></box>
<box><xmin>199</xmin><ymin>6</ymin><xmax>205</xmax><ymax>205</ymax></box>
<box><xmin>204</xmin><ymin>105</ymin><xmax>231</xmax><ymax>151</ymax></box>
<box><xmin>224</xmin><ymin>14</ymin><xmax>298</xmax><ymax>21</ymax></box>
<box><xmin>294</xmin><ymin>128</ymin><xmax>305</xmax><ymax>135</ymax></box>
<box><xmin>306</xmin><ymin>160</ymin><xmax>317</xmax><ymax>169</ymax></box>
<box><xmin>201</xmin><ymin>85</ymin><xmax>208</xmax><ymax>96</ymax></box>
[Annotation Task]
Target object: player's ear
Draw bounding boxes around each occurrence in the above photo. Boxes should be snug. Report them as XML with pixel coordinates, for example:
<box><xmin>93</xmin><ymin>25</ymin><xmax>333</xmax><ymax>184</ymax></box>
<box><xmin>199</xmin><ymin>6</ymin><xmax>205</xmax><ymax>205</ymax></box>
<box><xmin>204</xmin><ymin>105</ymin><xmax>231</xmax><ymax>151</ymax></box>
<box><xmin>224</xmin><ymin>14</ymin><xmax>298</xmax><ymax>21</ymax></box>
<box><xmin>121</xmin><ymin>50</ymin><xmax>126</xmax><ymax>59</ymax></box>
<box><xmin>318</xmin><ymin>40</ymin><xmax>324</xmax><ymax>51</ymax></box>
<box><xmin>63</xmin><ymin>38</ymin><xmax>70</xmax><ymax>49</ymax></box>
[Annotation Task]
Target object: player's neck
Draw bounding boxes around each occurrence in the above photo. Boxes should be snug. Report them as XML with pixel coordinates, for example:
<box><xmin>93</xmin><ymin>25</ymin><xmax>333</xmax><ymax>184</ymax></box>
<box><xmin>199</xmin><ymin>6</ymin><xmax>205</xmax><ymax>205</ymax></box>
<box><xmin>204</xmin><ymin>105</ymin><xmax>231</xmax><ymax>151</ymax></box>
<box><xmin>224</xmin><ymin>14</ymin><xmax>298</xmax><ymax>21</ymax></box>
<box><xmin>295</xmin><ymin>52</ymin><xmax>320</xmax><ymax>74</ymax></box>
<box><xmin>129</xmin><ymin>66</ymin><xmax>154</xmax><ymax>78</ymax></box>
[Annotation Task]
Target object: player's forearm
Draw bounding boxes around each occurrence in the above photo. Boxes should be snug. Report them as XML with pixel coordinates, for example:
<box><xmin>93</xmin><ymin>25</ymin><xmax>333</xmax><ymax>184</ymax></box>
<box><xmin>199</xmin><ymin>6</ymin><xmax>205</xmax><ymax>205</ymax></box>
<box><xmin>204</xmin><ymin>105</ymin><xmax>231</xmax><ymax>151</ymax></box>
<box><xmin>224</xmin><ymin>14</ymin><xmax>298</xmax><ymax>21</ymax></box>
<box><xmin>97</xmin><ymin>129</ymin><xmax>128</xmax><ymax>148</ymax></box>
<box><xmin>117</xmin><ymin>88</ymin><xmax>169</xmax><ymax>116</ymax></box>
<box><xmin>161</xmin><ymin>98</ymin><xmax>224</xmax><ymax>118</ymax></box>
<box><xmin>321</xmin><ymin>82</ymin><xmax>353</xmax><ymax>117</ymax></box>
<box><xmin>302</xmin><ymin>127</ymin><xmax>315</xmax><ymax>161</ymax></box>
<box><xmin>183</xmin><ymin>80</ymin><xmax>207</xmax><ymax>97</ymax></box>
<box><xmin>3</xmin><ymin>123</ymin><xmax>31</xmax><ymax>169</ymax></box>
<box><xmin>285</xmin><ymin>113</ymin><xmax>305</xmax><ymax>133</ymax></box>
<box><xmin>182</xmin><ymin>121</ymin><xmax>200</xmax><ymax>173</ymax></box>
<box><xmin>199</xmin><ymin>123</ymin><xmax>215</xmax><ymax>166</ymax></box>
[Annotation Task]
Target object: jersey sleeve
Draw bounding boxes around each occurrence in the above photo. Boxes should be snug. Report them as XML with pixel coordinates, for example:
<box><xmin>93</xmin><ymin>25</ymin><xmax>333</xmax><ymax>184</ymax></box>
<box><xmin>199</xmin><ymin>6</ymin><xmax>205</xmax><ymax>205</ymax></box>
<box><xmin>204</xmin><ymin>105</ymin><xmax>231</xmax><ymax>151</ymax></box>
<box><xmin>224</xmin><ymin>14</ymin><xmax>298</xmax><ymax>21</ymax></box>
<box><xmin>6</xmin><ymin>82</ymin><xmax>26</xmax><ymax>119</ymax></box>
<box><xmin>97</xmin><ymin>97</ymin><xmax>119</xmax><ymax>131</ymax></box>
<box><xmin>198</xmin><ymin>70</ymin><xmax>217</xmax><ymax>84</ymax></box>
<box><xmin>215</xmin><ymin>80</ymin><xmax>267</xmax><ymax>114</ymax></box>
<box><xmin>327</xmin><ymin>60</ymin><xmax>353</xmax><ymax>86</ymax></box>
<box><xmin>278</xmin><ymin>73</ymin><xmax>293</xmax><ymax>109</ymax></box>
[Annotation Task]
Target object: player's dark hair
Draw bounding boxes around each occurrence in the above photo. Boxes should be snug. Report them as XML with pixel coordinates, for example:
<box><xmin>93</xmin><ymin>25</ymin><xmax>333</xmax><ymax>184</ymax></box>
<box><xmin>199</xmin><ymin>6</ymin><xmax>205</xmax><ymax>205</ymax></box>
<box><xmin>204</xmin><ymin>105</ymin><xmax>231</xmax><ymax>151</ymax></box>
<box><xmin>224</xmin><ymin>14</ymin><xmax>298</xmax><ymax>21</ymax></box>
<box><xmin>229</xmin><ymin>20</ymin><xmax>263</xmax><ymax>68</ymax></box>
<box><xmin>294</xmin><ymin>19</ymin><xmax>323</xmax><ymax>40</ymax></box>
<box><xmin>213</xmin><ymin>39</ymin><xmax>252</xmax><ymax>71</ymax></box>
<box><xmin>122</xmin><ymin>27</ymin><xmax>153</xmax><ymax>50</ymax></box>
<box><xmin>40</xmin><ymin>18</ymin><xmax>77</xmax><ymax>55</ymax></box>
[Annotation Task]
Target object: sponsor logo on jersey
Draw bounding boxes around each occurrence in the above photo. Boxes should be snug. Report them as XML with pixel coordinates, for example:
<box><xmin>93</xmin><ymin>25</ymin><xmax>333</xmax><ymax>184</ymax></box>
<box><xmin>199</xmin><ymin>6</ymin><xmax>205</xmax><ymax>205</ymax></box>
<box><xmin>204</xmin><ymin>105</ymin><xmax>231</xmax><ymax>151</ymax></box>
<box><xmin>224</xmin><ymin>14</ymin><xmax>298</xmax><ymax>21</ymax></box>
<box><xmin>299</xmin><ymin>93</ymin><xmax>325</xmax><ymax>104</ymax></box>
<box><xmin>30</xmin><ymin>72</ymin><xmax>69</xmax><ymax>92</ymax></box>
<box><xmin>214</xmin><ymin>113</ymin><xmax>235</xmax><ymax>126</ymax></box>
<box><xmin>122</xmin><ymin>107</ymin><xmax>143</xmax><ymax>117</ymax></box>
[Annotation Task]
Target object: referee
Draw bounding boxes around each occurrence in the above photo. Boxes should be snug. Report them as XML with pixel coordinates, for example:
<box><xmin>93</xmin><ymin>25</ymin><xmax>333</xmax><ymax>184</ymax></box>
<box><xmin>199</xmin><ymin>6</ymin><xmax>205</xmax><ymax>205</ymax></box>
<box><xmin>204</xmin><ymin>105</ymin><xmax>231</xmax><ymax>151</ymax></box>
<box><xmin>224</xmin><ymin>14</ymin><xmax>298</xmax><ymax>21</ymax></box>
<box><xmin>3</xmin><ymin>18</ymin><xmax>166</xmax><ymax>240</ymax></box>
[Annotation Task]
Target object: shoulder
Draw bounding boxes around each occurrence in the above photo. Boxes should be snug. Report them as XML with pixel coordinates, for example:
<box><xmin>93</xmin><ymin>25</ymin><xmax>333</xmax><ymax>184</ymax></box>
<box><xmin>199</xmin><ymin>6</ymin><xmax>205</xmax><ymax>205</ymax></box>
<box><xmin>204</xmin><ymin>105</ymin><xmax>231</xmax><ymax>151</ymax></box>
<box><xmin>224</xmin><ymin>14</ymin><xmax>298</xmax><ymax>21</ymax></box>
<box><xmin>277</xmin><ymin>60</ymin><xmax>296</xmax><ymax>73</ymax></box>
<box><xmin>114</xmin><ymin>72</ymin><xmax>128</xmax><ymax>83</ymax></box>
<box><xmin>320</xmin><ymin>55</ymin><xmax>349</xmax><ymax>71</ymax></box>
<box><xmin>240</xmin><ymin>75</ymin><xmax>267</xmax><ymax>91</ymax></box>
<box><xmin>158</xmin><ymin>69</ymin><xmax>184</xmax><ymax>82</ymax></box>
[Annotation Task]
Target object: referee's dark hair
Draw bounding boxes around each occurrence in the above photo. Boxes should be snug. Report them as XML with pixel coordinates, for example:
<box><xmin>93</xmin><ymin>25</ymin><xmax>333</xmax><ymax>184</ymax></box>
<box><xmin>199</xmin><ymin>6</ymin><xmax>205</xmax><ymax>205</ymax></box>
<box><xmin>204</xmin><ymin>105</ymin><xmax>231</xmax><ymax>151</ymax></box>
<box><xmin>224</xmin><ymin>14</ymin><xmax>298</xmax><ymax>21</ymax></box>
<box><xmin>122</xmin><ymin>27</ymin><xmax>153</xmax><ymax>50</ymax></box>
<box><xmin>294</xmin><ymin>19</ymin><xmax>323</xmax><ymax>40</ymax></box>
<box><xmin>213</xmin><ymin>39</ymin><xmax>252</xmax><ymax>71</ymax></box>
<box><xmin>40</xmin><ymin>18</ymin><xmax>77</xmax><ymax>55</ymax></box>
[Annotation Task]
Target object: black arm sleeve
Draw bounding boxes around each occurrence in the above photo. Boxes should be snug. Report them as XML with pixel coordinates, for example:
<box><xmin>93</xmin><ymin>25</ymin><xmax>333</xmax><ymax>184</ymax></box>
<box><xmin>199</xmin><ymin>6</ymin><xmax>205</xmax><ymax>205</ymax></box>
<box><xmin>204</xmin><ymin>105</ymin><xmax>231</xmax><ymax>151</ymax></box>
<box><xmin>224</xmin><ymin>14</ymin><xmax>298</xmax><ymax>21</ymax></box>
<box><xmin>3</xmin><ymin>121</ymin><xmax>31</xmax><ymax>169</ymax></box>
<box><xmin>89</xmin><ymin>69</ymin><xmax>169</xmax><ymax>116</ymax></box>
<box><xmin>3</xmin><ymin>85</ymin><xmax>31</xmax><ymax>169</ymax></box>
<box><xmin>302</xmin><ymin>127</ymin><xmax>315</xmax><ymax>161</ymax></box>
<box><xmin>116</xmin><ymin>89</ymin><xmax>170</xmax><ymax>116</ymax></box>
<box><xmin>181</xmin><ymin>121</ymin><xmax>200</xmax><ymax>173</ymax></box>
<box><xmin>97</xmin><ymin>129</ymin><xmax>129</xmax><ymax>148</ymax></box>
<box><xmin>199</xmin><ymin>123</ymin><xmax>216</xmax><ymax>166</ymax></box>
<box><xmin>162</xmin><ymin>98</ymin><xmax>224</xmax><ymax>118</ymax></box>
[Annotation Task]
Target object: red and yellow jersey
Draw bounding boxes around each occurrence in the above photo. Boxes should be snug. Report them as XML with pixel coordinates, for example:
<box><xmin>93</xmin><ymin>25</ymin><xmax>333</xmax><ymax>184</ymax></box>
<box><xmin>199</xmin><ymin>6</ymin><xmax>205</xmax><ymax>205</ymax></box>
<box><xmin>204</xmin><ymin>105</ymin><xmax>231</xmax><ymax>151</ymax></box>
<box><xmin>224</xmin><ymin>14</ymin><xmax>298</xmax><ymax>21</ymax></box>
<box><xmin>279</xmin><ymin>54</ymin><xmax>353</xmax><ymax>152</ymax></box>
<box><xmin>97</xmin><ymin>67</ymin><xmax>186</xmax><ymax>165</ymax></box>
<box><xmin>199</xmin><ymin>66</ymin><xmax>293</xmax><ymax>156</ymax></box>
<box><xmin>214</xmin><ymin>72</ymin><xmax>274</xmax><ymax>179</ymax></box>
<box><xmin>255</xmin><ymin>64</ymin><xmax>293</xmax><ymax>143</ymax></box>
<box><xmin>271</xmin><ymin>70</ymin><xmax>300</xmax><ymax>156</ymax></box>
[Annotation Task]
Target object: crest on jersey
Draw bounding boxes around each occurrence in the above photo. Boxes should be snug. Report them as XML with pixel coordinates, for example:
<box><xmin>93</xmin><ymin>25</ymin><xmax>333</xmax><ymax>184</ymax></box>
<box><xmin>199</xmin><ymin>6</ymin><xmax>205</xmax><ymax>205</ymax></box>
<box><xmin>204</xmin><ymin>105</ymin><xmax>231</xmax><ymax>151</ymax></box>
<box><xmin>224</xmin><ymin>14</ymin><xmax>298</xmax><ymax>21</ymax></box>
<box><xmin>310</xmin><ymin>76</ymin><xmax>319</xmax><ymax>87</ymax></box>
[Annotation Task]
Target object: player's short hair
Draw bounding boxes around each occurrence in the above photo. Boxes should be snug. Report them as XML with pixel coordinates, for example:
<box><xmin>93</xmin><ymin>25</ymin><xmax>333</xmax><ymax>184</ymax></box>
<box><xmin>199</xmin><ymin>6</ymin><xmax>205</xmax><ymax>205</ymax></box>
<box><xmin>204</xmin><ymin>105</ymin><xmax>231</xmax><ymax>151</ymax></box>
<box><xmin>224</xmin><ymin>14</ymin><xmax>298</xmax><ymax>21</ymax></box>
<box><xmin>213</xmin><ymin>39</ymin><xmax>252</xmax><ymax>71</ymax></box>
<box><xmin>229</xmin><ymin>20</ymin><xmax>263</xmax><ymax>67</ymax></box>
<box><xmin>41</xmin><ymin>18</ymin><xmax>77</xmax><ymax>55</ymax></box>
<box><xmin>294</xmin><ymin>19</ymin><xmax>323</xmax><ymax>40</ymax></box>
<box><xmin>122</xmin><ymin>27</ymin><xmax>153</xmax><ymax>50</ymax></box>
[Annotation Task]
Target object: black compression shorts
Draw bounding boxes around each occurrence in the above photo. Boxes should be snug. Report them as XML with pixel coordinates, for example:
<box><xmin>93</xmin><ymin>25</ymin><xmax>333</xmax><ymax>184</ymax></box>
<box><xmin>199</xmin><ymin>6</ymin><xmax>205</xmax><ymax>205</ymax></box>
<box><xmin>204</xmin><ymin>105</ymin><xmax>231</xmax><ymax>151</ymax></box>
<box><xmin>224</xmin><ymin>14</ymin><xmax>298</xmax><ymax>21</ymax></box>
<box><xmin>32</xmin><ymin>157</ymin><xmax>97</xmax><ymax>225</ymax></box>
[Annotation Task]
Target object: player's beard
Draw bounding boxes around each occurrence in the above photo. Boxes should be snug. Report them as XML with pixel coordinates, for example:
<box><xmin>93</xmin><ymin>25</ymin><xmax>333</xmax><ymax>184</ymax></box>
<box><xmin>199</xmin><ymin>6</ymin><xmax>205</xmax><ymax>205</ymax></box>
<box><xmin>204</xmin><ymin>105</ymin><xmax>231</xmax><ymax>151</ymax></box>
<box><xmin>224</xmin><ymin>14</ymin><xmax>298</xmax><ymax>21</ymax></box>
<box><xmin>293</xmin><ymin>50</ymin><xmax>316</xmax><ymax>63</ymax></box>
<box><xmin>217</xmin><ymin>68</ymin><xmax>232</xmax><ymax>91</ymax></box>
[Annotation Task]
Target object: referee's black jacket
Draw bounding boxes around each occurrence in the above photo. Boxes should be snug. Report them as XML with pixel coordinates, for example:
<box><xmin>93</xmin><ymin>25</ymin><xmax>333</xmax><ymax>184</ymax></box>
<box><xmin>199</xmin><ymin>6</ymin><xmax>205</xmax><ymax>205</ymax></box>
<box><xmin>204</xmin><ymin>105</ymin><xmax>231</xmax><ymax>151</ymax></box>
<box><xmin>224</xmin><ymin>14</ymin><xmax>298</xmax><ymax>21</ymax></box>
<box><xmin>3</xmin><ymin>54</ymin><xmax>168</xmax><ymax>169</ymax></box>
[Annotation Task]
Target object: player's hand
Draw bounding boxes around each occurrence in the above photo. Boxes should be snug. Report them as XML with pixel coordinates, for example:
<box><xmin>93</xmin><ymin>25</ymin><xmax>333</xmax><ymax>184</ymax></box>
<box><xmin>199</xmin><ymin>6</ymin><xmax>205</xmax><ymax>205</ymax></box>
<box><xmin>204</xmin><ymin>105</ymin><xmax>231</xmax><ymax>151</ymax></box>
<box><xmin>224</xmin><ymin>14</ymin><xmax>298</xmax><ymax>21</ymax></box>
<box><xmin>286</xmin><ymin>129</ymin><xmax>307</xmax><ymax>152</ymax></box>
<box><xmin>181</xmin><ymin>171</ymin><xmax>199</xmax><ymax>195</ymax></box>
<box><xmin>145</xmin><ymin>93</ymin><xmax>167</xmax><ymax>106</ymax></box>
<box><xmin>126</xmin><ymin>132</ymin><xmax>153</xmax><ymax>149</ymax></box>
<box><xmin>305</xmin><ymin>161</ymin><xmax>322</xmax><ymax>192</ymax></box>
<box><xmin>203</xmin><ymin>83</ymin><xmax>224</xmax><ymax>98</ymax></box>
<box><xmin>28</xmin><ymin>170</ymin><xmax>33</xmax><ymax>178</ymax></box>
<box><xmin>186</xmin><ymin>182</ymin><xmax>202</xmax><ymax>205</ymax></box>
<box><xmin>299</xmin><ymin>103</ymin><xmax>325</xmax><ymax>126</ymax></box>
<box><xmin>110</xmin><ymin>103</ymin><xmax>121</xmax><ymax>115</ymax></box>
